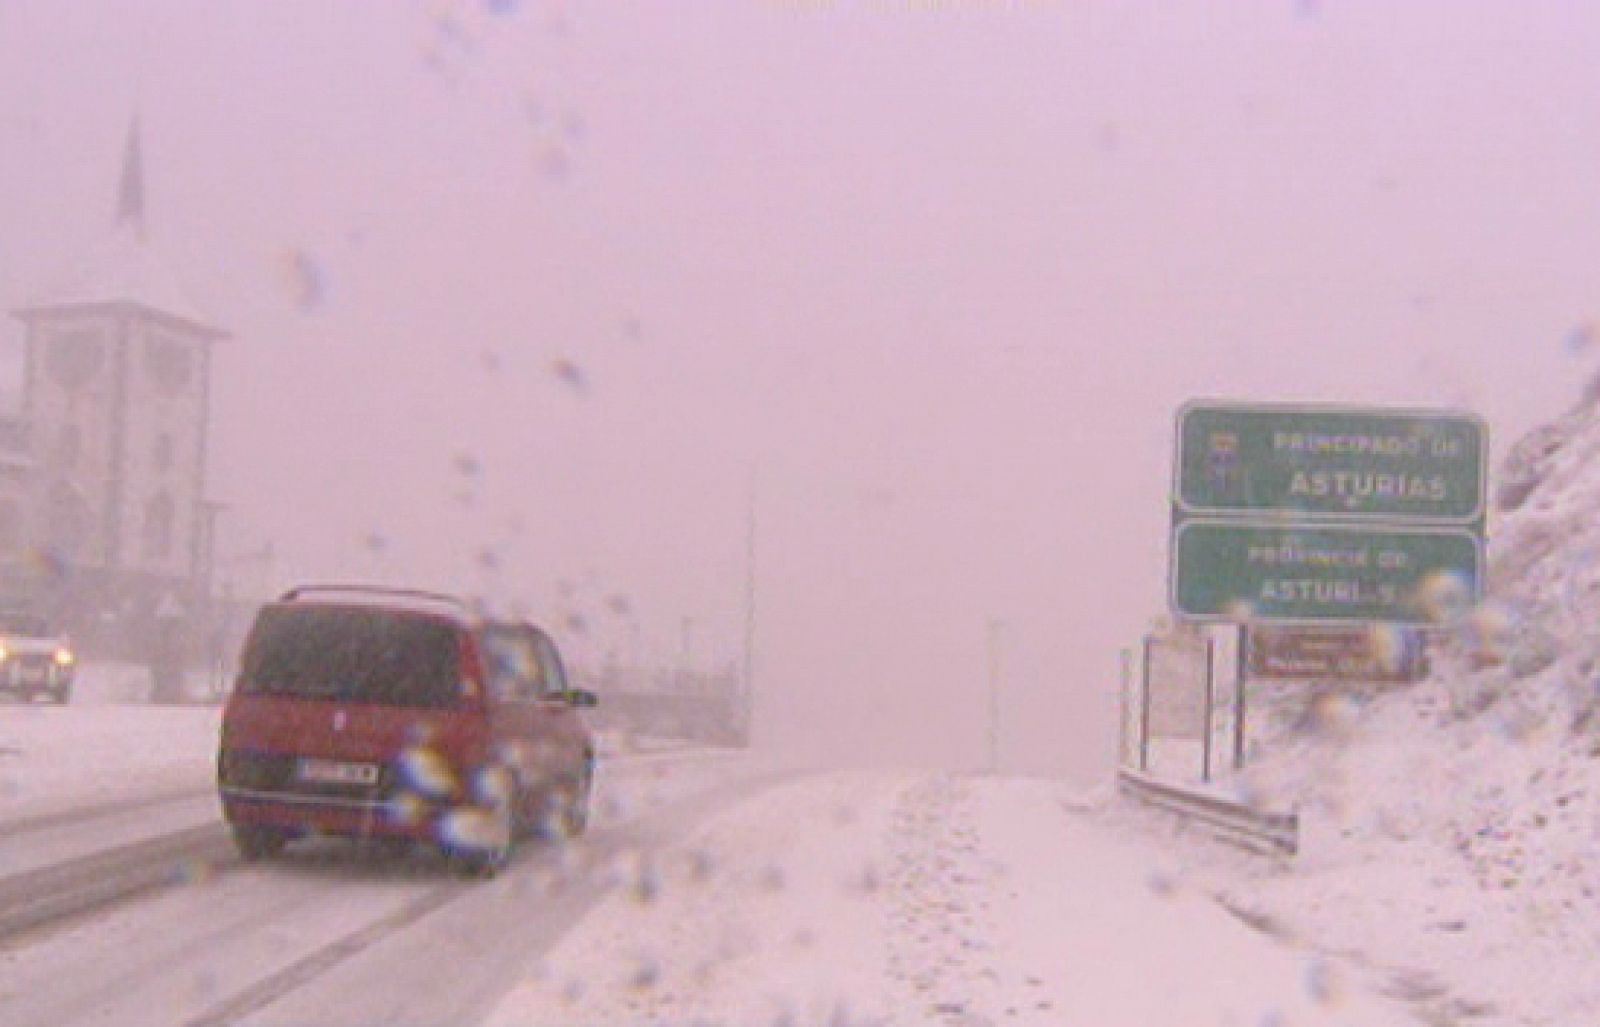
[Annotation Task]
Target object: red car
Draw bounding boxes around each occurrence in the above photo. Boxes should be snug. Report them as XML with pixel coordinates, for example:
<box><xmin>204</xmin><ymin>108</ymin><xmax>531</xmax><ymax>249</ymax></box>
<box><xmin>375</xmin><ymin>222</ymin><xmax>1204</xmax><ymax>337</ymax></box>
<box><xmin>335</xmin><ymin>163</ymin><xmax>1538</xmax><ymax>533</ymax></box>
<box><xmin>217</xmin><ymin>585</ymin><xmax>596</xmax><ymax>875</ymax></box>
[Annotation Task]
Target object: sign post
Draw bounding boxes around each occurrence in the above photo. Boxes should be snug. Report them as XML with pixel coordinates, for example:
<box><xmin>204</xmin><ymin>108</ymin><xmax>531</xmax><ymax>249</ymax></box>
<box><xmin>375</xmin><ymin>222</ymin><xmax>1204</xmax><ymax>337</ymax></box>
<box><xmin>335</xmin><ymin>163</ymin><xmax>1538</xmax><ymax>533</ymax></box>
<box><xmin>1168</xmin><ymin>401</ymin><xmax>1487</xmax><ymax>774</ymax></box>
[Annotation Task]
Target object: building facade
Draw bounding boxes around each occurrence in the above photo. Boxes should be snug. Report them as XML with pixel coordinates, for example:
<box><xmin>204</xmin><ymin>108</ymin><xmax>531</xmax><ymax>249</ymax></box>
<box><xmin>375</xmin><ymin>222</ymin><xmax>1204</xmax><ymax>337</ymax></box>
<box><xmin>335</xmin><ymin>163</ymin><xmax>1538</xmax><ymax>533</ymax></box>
<box><xmin>2</xmin><ymin>122</ymin><xmax>224</xmax><ymax>663</ymax></box>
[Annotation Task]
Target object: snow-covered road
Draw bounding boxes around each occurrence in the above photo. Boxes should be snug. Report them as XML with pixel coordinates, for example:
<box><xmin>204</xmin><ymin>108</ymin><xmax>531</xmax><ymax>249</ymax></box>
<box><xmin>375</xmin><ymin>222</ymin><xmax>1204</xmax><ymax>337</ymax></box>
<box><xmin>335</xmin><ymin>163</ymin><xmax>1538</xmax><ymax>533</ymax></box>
<box><xmin>0</xmin><ymin>689</ymin><xmax>1419</xmax><ymax>1026</ymax></box>
<box><xmin>487</xmin><ymin>771</ymin><xmax>1413</xmax><ymax>1026</ymax></box>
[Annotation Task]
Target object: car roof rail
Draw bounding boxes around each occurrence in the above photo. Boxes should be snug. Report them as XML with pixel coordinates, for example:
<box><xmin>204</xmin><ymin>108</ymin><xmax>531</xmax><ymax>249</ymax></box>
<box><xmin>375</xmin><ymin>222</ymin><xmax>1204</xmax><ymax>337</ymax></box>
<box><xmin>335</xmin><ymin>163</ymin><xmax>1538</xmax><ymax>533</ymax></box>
<box><xmin>277</xmin><ymin>583</ymin><xmax>476</xmax><ymax>615</ymax></box>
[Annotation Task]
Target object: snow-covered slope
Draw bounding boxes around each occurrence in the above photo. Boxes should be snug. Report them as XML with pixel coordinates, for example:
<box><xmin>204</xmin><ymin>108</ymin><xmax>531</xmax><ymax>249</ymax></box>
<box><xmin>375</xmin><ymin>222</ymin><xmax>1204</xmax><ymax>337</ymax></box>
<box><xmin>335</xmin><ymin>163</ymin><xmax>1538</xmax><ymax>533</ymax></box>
<box><xmin>1132</xmin><ymin>395</ymin><xmax>1600</xmax><ymax>1025</ymax></box>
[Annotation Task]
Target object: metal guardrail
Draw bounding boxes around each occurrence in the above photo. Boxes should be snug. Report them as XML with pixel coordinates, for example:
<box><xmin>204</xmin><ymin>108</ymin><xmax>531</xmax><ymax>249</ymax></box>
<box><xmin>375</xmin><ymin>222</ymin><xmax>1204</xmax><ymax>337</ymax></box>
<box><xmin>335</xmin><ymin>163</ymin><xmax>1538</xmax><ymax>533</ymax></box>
<box><xmin>1116</xmin><ymin>768</ymin><xmax>1299</xmax><ymax>858</ymax></box>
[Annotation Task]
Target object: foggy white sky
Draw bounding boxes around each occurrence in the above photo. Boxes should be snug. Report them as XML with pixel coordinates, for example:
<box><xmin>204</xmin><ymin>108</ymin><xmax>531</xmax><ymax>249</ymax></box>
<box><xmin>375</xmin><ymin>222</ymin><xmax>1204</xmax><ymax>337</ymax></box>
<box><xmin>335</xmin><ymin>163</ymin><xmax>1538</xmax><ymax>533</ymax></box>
<box><xmin>1</xmin><ymin>1</ymin><xmax>1597</xmax><ymax>778</ymax></box>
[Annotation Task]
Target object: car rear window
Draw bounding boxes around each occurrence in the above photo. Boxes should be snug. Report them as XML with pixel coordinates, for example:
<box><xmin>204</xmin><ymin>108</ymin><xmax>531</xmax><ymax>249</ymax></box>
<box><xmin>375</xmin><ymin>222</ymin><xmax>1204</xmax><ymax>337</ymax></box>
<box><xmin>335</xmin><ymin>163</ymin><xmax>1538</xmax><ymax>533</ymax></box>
<box><xmin>0</xmin><ymin>613</ymin><xmax>50</xmax><ymax>636</ymax></box>
<box><xmin>237</xmin><ymin>605</ymin><xmax>462</xmax><ymax>708</ymax></box>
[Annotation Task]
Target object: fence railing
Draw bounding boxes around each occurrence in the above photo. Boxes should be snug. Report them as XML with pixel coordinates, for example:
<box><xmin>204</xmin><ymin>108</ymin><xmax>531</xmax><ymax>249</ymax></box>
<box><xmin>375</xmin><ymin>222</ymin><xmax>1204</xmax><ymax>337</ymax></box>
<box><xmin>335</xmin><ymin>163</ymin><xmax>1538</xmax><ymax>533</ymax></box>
<box><xmin>1116</xmin><ymin>767</ymin><xmax>1299</xmax><ymax>858</ymax></box>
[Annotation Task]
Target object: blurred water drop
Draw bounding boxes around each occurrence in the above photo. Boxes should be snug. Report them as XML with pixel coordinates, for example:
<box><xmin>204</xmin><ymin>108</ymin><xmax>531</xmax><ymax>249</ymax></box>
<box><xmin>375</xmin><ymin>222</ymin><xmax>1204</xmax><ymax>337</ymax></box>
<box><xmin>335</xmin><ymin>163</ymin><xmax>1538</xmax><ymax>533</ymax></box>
<box><xmin>452</xmin><ymin>452</ymin><xmax>482</xmax><ymax>477</ymax></box>
<box><xmin>605</xmin><ymin>593</ymin><xmax>633</xmax><ymax>616</ymax></box>
<box><xmin>1416</xmin><ymin>570</ymin><xmax>1475</xmax><ymax>624</ymax></box>
<box><xmin>25</xmin><ymin>545</ymin><xmax>70</xmax><ymax>583</ymax></box>
<box><xmin>538</xmin><ymin>145</ymin><xmax>571</xmax><ymax>182</ymax></box>
<box><xmin>1145</xmin><ymin>870</ymin><xmax>1178</xmax><ymax>898</ymax></box>
<box><xmin>565</xmin><ymin>611</ymin><xmax>587</xmax><ymax>635</ymax></box>
<box><xmin>627</xmin><ymin>954</ymin><xmax>660</xmax><ymax>990</ymax></box>
<box><xmin>174</xmin><ymin>857</ymin><xmax>214</xmax><ymax>886</ymax></box>
<box><xmin>685</xmin><ymin>847</ymin><xmax>715</xmax><ymax>883</ymax></box>
<box><xmin>551</xmin><ymin>357</ymin><xmax>587</xmax><ymax>392</ymax></box>
<box><xmin>1304</xmin><ymin>690</ymin><xmax>1359</xmax><ymax>739</ymax></box>
<box><xmin>477</xmin><ymin>547</ymin><xmax>500</xmax><ymax>572</ymax></box>
<box><xmin>431</xmin><ymin>11</ymin><xmax>476</xmax><ymax>52</ymax></box>
<box><xmin>192</xmin><ymin>969</ymin><xmax>219</xmax><ymax>1004</ymax></box>
<box><xmin>480</xmin><ymin>349</ymin><xmax>503</xmax><ymax>372</ymax></box>
<box><xmin>483</xmin><ymin>0</ymin><xmax>520</xmax><ymax>15</ymax></box>
<box><xmin>363</xmin><ymin>530</ymin><xmax>388</xmax><ymax>556</ymax></box>
<box><xmin>612</xmin><ymin>849</ymin><xmax>660</xmax><ymax>903</ymax></box>
<box><xmin>283</xmin><ymin>249</ymin><xmax>327</xmax><ymax>312</ymax></box>
<box><xmin>622</xmin><ymin>314</ymin><xmax>643</xmax><ymax>341</ymax></box>
<box><xmin>562</xmin><ymin>110</ymin><xmax>587</xmax><ymax>142</ymax></box>
<box><xmin>1566</xmin><ymin>322</ymin><xmax>1596</xmax><ymax>354</ymax></box>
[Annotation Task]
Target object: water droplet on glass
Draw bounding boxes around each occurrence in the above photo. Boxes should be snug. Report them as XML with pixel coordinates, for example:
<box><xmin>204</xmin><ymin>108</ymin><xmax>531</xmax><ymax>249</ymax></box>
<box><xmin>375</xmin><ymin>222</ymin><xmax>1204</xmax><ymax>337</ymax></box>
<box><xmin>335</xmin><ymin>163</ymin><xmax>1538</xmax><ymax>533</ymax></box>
<box><xmin>284</xmin><ymin>249</ymin><xmax>327</xmax><ymax>312</ymax></box>
<box><xmin>550</xmin><ymin>358</ymin><xmax>587</xmax><ymax>392</ymax></box>
<box><xmin>539</xmin><ymin>145</ymin><xmax>571</xmax><ymax>182</ymax></box>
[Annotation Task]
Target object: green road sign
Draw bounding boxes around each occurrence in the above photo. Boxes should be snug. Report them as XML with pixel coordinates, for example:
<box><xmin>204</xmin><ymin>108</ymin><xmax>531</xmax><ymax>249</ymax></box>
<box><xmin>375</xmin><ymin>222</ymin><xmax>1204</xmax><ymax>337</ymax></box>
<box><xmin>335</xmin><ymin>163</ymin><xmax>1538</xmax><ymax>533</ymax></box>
<box><xmin>1170</xmin><ymin>521</ymin><xmax>1482</xmax><ymax>624</ymax></box>
<box><xmin>1175</xmin><ymin>403</ymin><xmax>1487</xmax><ymax>523</ymax></box>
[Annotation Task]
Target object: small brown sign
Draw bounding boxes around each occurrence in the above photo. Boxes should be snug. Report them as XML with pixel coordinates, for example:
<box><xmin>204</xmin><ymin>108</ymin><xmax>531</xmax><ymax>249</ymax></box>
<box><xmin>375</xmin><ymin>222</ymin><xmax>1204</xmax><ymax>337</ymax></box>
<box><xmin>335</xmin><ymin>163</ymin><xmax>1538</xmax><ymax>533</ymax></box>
<box><xmin>1247</xmin><ymin>624</ymin><xmax>1426</xmax><ymax>682</ymax></box>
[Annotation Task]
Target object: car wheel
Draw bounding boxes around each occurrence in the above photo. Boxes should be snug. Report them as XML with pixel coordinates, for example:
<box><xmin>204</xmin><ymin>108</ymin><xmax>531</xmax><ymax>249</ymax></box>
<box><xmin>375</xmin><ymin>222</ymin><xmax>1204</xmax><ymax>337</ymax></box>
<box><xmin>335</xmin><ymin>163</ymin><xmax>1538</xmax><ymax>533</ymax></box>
<box><xmin>546</xmin><ymin>762</ymin><xmax>592</xmax><ymax>840</ymax></box>
<box><xmin>232</xmin><ymin>824</ymin><xmax>288</xmax><ymax>861</ymax></box>
<box><xmin>449</xmin><ymin>800</ymin><xmax>512</xmax><ymax>879</ymax></box>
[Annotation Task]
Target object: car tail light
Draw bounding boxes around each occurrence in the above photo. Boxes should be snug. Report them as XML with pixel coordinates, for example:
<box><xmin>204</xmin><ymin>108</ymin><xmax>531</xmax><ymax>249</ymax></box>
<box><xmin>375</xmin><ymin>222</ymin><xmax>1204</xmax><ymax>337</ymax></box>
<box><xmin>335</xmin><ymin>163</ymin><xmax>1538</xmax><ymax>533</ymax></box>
<box><xmin>457</xmin><ymin>632</ymin><xmax>487</xmax><ymax>706</ymax></box>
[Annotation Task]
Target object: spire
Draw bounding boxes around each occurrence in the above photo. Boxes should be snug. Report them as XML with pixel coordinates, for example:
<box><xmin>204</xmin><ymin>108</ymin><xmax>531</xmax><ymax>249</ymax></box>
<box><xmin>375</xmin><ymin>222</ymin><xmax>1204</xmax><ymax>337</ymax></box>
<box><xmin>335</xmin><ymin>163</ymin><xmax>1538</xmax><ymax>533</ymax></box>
<box><xmin>116</xmin><ymin>115</ymin><xmax>145</xmax><ymax>238</ymax></box>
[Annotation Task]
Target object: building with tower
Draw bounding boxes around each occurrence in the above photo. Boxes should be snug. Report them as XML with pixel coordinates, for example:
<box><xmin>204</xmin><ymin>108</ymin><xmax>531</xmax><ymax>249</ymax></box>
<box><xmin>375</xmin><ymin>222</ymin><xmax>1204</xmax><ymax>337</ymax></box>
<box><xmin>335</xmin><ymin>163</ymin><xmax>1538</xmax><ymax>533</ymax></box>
<box><xmin>2</xmin><ymin>120</ymin><xmax>224</xmax><ymax>668</ymax></box>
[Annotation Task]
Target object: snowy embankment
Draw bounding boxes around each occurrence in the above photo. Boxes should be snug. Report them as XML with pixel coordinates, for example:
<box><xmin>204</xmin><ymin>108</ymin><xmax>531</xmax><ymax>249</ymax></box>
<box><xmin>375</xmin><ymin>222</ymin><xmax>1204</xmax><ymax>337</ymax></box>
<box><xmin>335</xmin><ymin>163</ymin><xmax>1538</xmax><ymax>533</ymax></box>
<box><xmin>0</xmin><ymin>662</ymin><xmax>221</xmax><ymax>816</ymax></box>
<box><xmin>1109</xmin><ymin>394</ymin><xmax>1600</xmax><ymax>1026</ymax></box>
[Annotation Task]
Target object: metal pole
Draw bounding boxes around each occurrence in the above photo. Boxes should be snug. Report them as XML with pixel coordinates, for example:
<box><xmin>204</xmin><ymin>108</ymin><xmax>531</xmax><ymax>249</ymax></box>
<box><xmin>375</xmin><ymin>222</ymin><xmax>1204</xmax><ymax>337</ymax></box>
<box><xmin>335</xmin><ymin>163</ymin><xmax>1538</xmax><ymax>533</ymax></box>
<box><xmin>1234</xmin><ymin>623</ymin><xmax>1249</xmax><ymax>770</ymax></box>
<box><xmin>741</xmin><ymin>465</ymin><xmax>758</xmax><ymax>740</ymax></box>
<box><xmin>986</xmin><ymin>619</ymin><xmax>1002</xmax><ymax>773</ymax></box>
<box><xmin>1202</xmin><ymin>637</ymin><xmax>1215</xmax><ymax>783</ymax></box>
<box><xmin>1139</xmin><ymin>634</ymin><xmax>1153</xmax><ymax>773</ymax></box>
<box><xmin>1118</xmin><ymin>646</ymin><xmax>1133</xmax><ymax>766</ymax></box>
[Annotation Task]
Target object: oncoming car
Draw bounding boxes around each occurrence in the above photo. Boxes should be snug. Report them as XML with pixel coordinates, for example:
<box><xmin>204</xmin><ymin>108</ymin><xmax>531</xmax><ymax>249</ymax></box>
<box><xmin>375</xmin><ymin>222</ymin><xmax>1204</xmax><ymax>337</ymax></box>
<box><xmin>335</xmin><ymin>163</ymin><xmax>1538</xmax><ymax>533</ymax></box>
<box><xmin>0</xmin><ymin>610</ymin><xmax>76</xmax><ymax>704</ymax></box>
<box><xmin>216</xmin><ymin>585</ymin><xmax>597</xmax><ymax>876</ymax></box>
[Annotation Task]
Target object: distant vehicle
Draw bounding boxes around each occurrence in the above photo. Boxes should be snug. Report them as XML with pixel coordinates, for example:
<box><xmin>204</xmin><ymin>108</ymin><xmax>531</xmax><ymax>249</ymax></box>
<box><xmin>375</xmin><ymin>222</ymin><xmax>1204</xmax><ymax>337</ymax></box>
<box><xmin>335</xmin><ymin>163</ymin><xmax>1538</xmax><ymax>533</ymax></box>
<box><xmin>0</xmin><ymin>610</ymin><xmax>76</xmax><ymax>704</ymax></box>
<box><xmin>216</xmin><ymin>585</ymin><xmax>597</xmax><ymax>876</ymax></box>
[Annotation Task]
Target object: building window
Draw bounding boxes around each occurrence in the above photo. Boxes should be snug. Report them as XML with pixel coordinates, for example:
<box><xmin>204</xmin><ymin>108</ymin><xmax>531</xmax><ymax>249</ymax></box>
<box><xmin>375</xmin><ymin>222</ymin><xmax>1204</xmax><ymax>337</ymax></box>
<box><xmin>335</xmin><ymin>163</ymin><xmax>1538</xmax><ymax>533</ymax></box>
<box><xmin>145</xmin><ymin>337</ymin><xmax>192</xmax><ymax>396</ymax></box>
<box><xmin>47</xmin><ymin>330</ymin><xmax>105</xmax><ymax>391</ymax></box>
<box><xmin>142</xmin><ymin>491</ymin><xmax>174</xmax><ymax>561</ymax></box>
<box><xmin>0</xmin><ymin>498</ymin><xmax>18</xmax><ymax>555</ymax></box>
<box><xmin>152</xmin><ymin>433</ymin><xmax>174</xmax><ymax>473</ymax></box>
<box><xmin>57</xmin><ymin>423</ymin><xmax>81</xmax><ymax>470</ymax></box>
<box><xmin>46</xmin><ymin>481</ymin><xmax>93</xmax><ymax>558</ymax></box>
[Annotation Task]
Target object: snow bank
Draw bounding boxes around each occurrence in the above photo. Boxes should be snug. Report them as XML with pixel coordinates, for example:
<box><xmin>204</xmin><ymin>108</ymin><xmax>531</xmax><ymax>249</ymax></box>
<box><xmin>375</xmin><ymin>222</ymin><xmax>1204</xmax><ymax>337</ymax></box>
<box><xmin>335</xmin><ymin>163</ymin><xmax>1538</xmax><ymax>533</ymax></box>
<box><xmin>1110</xmin><ymin>393</ymin><xmax>1600</xmax><ymax>1025</ymax></box>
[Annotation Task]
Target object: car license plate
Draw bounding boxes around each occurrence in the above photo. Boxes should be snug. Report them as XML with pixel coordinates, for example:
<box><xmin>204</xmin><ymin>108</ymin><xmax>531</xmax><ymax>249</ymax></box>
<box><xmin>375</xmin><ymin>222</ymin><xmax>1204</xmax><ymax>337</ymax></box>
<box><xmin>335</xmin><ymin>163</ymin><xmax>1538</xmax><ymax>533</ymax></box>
<box><xmin>297</xmin><ymin>759</ymin><xmax>379</xmax><ymax>786</ymax></box>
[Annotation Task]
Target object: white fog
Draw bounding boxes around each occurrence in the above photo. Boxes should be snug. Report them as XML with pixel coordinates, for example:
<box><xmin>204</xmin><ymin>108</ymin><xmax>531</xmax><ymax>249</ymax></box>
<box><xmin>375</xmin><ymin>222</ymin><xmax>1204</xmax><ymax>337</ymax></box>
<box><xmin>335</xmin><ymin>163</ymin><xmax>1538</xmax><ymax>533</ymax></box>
<box><xmin>0</xmin><ymin>2</ymin><xmax>1597</xmax><ymax>1024</ymax></box>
